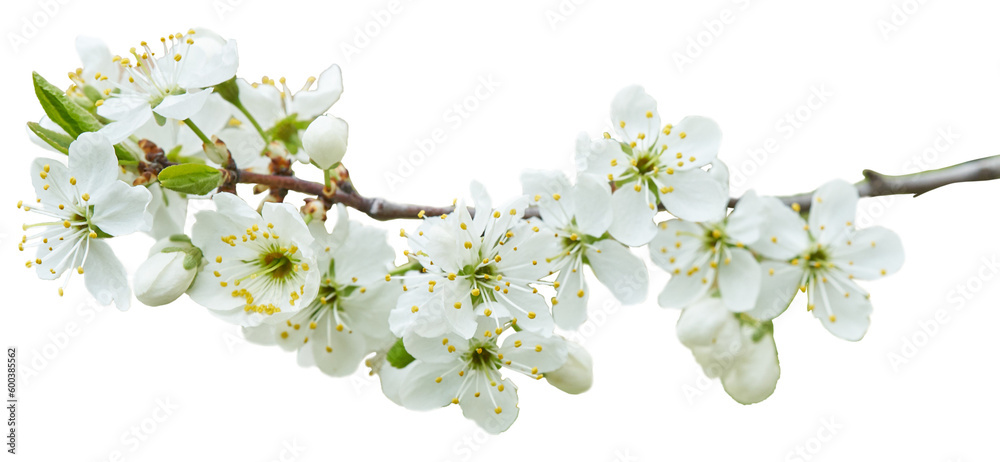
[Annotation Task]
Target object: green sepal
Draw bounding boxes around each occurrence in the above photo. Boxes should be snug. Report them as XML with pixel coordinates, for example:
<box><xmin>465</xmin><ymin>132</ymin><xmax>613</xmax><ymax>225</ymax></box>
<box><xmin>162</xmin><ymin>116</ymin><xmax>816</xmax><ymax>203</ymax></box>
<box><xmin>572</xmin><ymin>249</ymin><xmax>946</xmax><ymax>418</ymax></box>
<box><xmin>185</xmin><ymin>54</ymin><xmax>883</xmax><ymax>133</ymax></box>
<box><xmin>386</xmin><ymin>338</ymin><xmax>416</xmax><ymax>369</ymax></box>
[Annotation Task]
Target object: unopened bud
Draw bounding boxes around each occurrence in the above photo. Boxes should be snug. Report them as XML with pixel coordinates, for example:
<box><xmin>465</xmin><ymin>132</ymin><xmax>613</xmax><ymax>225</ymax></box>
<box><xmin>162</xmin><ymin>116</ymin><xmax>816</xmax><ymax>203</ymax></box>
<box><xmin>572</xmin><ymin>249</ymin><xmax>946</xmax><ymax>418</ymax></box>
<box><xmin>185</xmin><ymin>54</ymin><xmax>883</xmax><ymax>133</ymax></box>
<box><xmin>135</xmin><ymin>236</ymin><xmax>202</xmax><ymax>306</ymax></box>
<box><xmin>302</xmin><ymin>114</ymin><xmax>349</xmax><ymax>170</ymax></box>
<box><xmin>545</xmin><ymin>340</ymin><xmax>593</xmax><ymax>394</ymax></box>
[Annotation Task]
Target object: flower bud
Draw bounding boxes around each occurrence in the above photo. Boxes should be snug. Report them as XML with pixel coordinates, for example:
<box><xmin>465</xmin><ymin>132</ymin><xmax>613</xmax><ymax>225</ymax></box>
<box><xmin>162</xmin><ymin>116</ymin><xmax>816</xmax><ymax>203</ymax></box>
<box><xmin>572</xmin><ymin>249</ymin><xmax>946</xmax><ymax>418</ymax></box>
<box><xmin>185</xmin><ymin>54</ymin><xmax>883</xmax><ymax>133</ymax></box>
<box><xmin>135</xmin><ymin>236</ymin><xmax>202</xmax><ymax>306</ymax></box>
<box><xmin>302</xmin><ymin>114</ymin><xmax>349</xmax><ymax>169</ymax></box>
<box><xmin>545</xmin><ymin>340</ymin><xmax>593</xmax><ymax>394</ymax></box>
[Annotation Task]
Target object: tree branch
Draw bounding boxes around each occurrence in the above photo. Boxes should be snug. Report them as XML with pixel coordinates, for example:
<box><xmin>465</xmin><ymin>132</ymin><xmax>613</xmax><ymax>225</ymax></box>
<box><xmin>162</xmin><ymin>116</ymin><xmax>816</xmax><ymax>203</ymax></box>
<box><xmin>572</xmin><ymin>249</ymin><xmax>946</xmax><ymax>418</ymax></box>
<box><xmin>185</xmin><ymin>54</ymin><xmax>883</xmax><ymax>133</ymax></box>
<box><xmin>238</xmin><ymin>154</ymin><xmax>1000</xmax><ymax>220</ymax></box>
<box><xmin>737</xmin><ymin>154</ymin><xmax>1000</xmax><ymax>212</ymax></box>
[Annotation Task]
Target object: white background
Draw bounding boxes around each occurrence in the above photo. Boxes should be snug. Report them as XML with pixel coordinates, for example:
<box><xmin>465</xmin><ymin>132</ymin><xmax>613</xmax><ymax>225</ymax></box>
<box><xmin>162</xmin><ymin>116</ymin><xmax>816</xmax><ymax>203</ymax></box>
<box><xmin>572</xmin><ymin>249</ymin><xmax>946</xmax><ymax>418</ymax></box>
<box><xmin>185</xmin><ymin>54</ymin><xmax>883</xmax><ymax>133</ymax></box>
<box><xmin>2</xmin><ymin>0</ymin><xmax>999</xmax><ymax>460</ymax></box>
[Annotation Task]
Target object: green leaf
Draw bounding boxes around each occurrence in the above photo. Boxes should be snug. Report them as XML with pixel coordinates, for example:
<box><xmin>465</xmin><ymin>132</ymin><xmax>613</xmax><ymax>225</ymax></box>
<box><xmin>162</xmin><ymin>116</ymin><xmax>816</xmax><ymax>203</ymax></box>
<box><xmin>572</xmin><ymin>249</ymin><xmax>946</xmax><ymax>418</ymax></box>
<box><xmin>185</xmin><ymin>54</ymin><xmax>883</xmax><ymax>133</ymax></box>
<box><xmin>26</xmin><ymin>122</ymin><xmax>73</xmax><ymax>154</ymax></box>
<box><xmin>158</xmin><ymin>164</ymin><xmax>222</xmax><ymax>195</ymax></box>
<box><xmin>32</xmin><ymin>72</ymin><xmax>102</xmax><ymax>138</ymax></box>
<box><xmin>386</xmin><ymin>338</ymin><xmax>415</xmax><ymax>369</ymax></box>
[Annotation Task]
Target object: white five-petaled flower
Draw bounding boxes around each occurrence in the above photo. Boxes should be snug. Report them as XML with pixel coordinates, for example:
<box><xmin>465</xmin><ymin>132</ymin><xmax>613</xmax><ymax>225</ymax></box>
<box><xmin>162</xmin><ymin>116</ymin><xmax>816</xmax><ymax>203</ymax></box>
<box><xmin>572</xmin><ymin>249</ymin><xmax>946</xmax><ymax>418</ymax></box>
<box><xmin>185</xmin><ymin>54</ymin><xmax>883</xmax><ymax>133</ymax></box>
<box><xmin>222</xmin><ymin>65</ymin><xmax>344</xmax><ymax>164</ymax></box>
<box><xmin>746</xmin><ymin>180</ymin><xmax>905</xmax><ymax>341</ymax></box>
<box><xmin>18</xmin><ymin>132</ymin><xmax>152</xmax><ymax>310</ymax></box>
<box><xmin>677</xmin><ymin>295</ymin><xmax>780</xmax><ymax>405</ymax></box>
<box><xmin>389</xmin><ymin>183</ymin><xmax>557</xmax><ymax>340</ymax></box>
<box><xmin>575</xmin><ymin>85</ymin><xmax>729</xmax><ymax>246</ymax></box>
<box><xmin>521</xmin><ymin>170</ymin><xmax>648</xmax><ymax>329</ymax></box>
<box><xmin>243</xmin><ymin>205</ymin><xmax>400</xmax><ymax>377</ymax></box>
<box><xmin>397</xmin><ymin>318</ymin><xmax>569</xmax><ymax>434</ymax></box>
<box><xmin>649</xmin><ymin>170</ymin><xmax>766</xmax><ymax>311</ymax></box>
<box><xmin>187</xmin><ymin>193</ymin><xmax>320</xmax><ymax>327</ymax></box>
<box><xmin>97</xmin><ymin>29</ymin><xmax>239</xmax><ymax>143</ymax></box>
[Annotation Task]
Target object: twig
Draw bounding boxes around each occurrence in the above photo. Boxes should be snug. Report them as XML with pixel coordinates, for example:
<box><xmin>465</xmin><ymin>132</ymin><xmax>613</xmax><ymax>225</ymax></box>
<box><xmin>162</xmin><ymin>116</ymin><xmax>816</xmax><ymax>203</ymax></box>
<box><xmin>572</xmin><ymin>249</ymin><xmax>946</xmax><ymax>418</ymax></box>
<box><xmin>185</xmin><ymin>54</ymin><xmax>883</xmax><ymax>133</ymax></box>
<box><xmin>237</xmin><ymin>154</ymin><xmax>1000</xmax><ymax>220</ymax></box>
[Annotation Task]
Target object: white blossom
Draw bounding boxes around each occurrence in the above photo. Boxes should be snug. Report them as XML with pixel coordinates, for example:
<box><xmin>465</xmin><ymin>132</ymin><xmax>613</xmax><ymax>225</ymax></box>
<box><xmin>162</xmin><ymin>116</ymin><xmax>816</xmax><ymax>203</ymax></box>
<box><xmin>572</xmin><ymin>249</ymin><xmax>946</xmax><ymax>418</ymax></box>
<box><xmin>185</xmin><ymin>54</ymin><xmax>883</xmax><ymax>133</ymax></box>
<box><xmin>746</xmin><ymin>180</ymin><xmax>905</xmax><ymax>341</ymax></box>
<box><xmin>397</xmin><ymin>318</ymin><xmax>569</xmax><ymax>434</ymax></box>
<box><xmin>96</xmin><ymin>29</ymin><xmax>239</xmax><ymax>143</ymax></box>
<box><xmin>187</xmin><ymin>193</ymin><xmax>320</xmax><ymax>327</ymax></box>
<box><xmin>575</xmin><ymin>85</ymin><xmax>729</xmax><ymax>245</ymax></box>
<box><xmin>134</xmin><ymin>236</ymin><xmax>201</xmax><ymax>307</ymax></box>
<box><xmin>389</xmin><ymin>183</ymin><xmax>558</xmax><ymax>340</ymax></box>
<box><xmin>18</xmin><ymin>133</ymin><xmax>152</xmax><ymax>310</ymax></box>
<box><xmin>521</xmin><ymin>170</ymin><xmax>648</xmax><ymax>329</ymax></box>
<box><xmin>242</xmin><ymin>206</ymin><xmax>399</xmax><ymax>377</ymax></box>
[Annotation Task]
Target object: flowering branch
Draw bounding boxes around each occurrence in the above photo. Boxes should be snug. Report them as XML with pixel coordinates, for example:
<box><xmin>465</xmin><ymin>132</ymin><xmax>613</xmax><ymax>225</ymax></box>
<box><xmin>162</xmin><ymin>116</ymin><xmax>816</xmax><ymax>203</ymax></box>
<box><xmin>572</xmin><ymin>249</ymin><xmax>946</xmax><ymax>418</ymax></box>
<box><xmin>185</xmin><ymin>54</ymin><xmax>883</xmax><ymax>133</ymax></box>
<box><xmin>238</xmin><ymin>154</ymin><xmax>1000</xmax><ymax>220</ymax></box>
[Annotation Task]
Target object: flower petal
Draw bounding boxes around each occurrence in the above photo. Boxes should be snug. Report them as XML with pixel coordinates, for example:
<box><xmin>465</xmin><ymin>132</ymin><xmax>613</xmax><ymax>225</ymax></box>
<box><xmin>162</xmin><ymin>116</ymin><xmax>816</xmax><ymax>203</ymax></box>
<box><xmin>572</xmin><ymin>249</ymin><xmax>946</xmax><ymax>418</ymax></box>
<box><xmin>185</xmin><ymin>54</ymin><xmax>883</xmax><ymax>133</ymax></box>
<box><xmin>746</xmin><ymin>261</ymin><xmax>803</xmax><ymax>321</ymax></box>
<box><xmin>499</xmin><ymin>332</ymin><xmax>568</xmax><ymax>374</ymax></box>
<box><xmin>830</xmin><ymin>226</ymin><xmax>905</xmax><ymax>280</ymax></box>
<box><xmin>725</xmin><ymin>190</ymin><xmax>765</xmax><ymax>245</ymax></box>
<box><xmin>658</xmin><ymin>116</ymin><xmax>722</xmax><ymax>170</ymax></box>
<box><xmin>610</xmin><ymin>85</ymin><xmax>660</xmax><ymax>150</ymax></box>
<box><xmin>69</xmin><ymin>132</ymin><xmax>118</xmax><ymax>197</ymax></box>
<box><xmin>575</xmin><ymin>134</ymin><xmax>629</xmax><ymax>178</ymax></box>
<box><xmin>811</xmin><ymin>271</ymin><xmax>872</xmax><ymax>341</ymax></box>
<box><xmin>291</xmin><ymin>64</ymin><xmax>344</xmax><ymax>120</ymax></box>
<box><xmin>586</xmin><ymin>239</ymin><xmax>648</xmax><ymax>305</ymax></box>
<box><xmin>552</xmin><ymin>262</ymin><xmax>589</xmax><ymax>330</ymax></box>
<box><xmin>607</xmin><ymin>184</ymin><xmax>657</xmax><ymax>246</ymax></box>
<box><xmin>809</xmin><ymin>180</ymin><xmax>859</xmax><ymax>246</ymax></box>
<box><xmin>657</xmin><ymin>167</ymin><xmax>728</xmax><ymax>222</ymax></box>
<box><xmin>83</xmin><ymin>239</ymin><xmax>131</xmax><ymax>311</ymax></box>
<box><xmin>717</xmin><ymin>246</ymin><xmax>762</xmax><ymax>312</ymax></box>
<box><xmin>657</xmin><ymin>259</ymin><xmax>715</xmax><ymax>309</ymax></box>
<box><xmin>648</xmin><ymin>220</ymin><xmax>703</xmax><ymax>274</ymax></box>
<box><xmin>459</xmin><ymin>374</ymin><xmax>519</xmax><ymax>435</ymax></box>
<box><xmin>573</xmin><ymin>174</ymin><xmax>613</xmax><ymax>236</ymax></box>
<box><xmin>399</xmin><ymin>360</ymin><xmax>464</xmax><ymax>411</ymax></box>
<box><xmin>90</xmin><ymin>180</ymin><xmax>152</xmax><ymax>236</ymax></box>
<box><xmin>153</xmin><ymin>90</ymin><xmax>214</xmax><ymax>121</ymax></box>
<box><xmin>521</xmin><ymin>169</ymin><xmax>572</xmax><ymax>230</ymax></box>
<box><xmin>750</xmin><ymin>196</ymin><xmax>810</xmax><ymax>261</ymax></box>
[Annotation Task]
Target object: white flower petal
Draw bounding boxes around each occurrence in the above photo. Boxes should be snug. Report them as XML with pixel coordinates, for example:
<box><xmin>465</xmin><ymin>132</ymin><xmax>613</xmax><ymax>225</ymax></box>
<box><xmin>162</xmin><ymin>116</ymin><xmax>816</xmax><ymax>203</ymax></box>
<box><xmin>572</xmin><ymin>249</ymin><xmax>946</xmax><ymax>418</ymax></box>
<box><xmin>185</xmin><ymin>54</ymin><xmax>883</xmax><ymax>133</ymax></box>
<box><xmin>586</xmin><ymin>239</ymin><xmax>648</xmax><ymax>304</ymax></box>
<box><xmin>610</xmin><ymin>85</ymin><xmax>660</xmax><ymax>149</ymax></box>
<box><xmin>153</xmin><ymin>90</ymin><xmax>214</xmax><ymax>121</ymax></box>
<box><xmin>659</xmin><ymin>116</ymin><xmax>722</xmax><ymax>170</ymax></box>
<box><xmin>830</xmin><ymin>226</ymin><xmax>904</xmax><ymax>280</ymax></box>
<box><xmin>82</xmin><ymin>239</ymin><xmax>131</xmax><ymax>311</ymax></box>
<box><xmin>573</xmin><ymin>174</ymin><xmax>613</xmax><ymax>236</ymax></box>
<box><xmin>717</xmin><ymin>246</ymin><xmax>762</xmax><ymax>312</ymax></box>
<box><xmin>657</xmin><ymin>168</ymin><xmax>728</xmax><ymax>223</ymax></box>
<box><xmin>459</xmin><ymin>374</ymin><xmax>519</xmax><ymax>435</ymax></box>
<box><xmin>69</xmin><ymin>132</ymin><xmax>118</xmax><ymax>197</ymax></box>
<box><xmin>607</xmin><ymin>185</ymin><xmax>657</xmax><ymax>246</ymax></box>
<box><xmin>809</xmin><ymin>180</ymin><xmax>859</xmax><ymax>246</ymax></box>
<box><xmin>309</xmin><ymin>312</ymin><xmax>368</xmax><ymax>377</ymax></box>
<box><xmin>521</xmin><ymin>169</ymin><xmax>573</xmax><ymax>229</ymax></box>
<box><xmin>404</xmin><ymin>328</ymin><xmax>468</xmax><ymax>364</ymax></box>
<box><xmin>291</xmin><ymin>64</ymin><xmax>344</xmax><ymax>120</ymax></box>
<box><xmin>750</xmin><ymin>196</ymin><xmax>810</xmax><ymax>261</ymax></box>
<box><xmin>499</xmin><ymin>332</ymin><xmax>568</xmax><ymax>373</ymax></box>
<box><xmin>725</xmin><ymin>190</ymin><xmax>765</xmax><ymax>245</ymax></box>
<box><xmin>657</xmin><ymin>259</ymin><xmax>715</xmax><ymax>309</ymax></box>
<box><xmin>90</xmin><ymin>180</ymin><xmax>152</xmax><ymax>236</ymax></box>
<box><xmin>648</xmin><ymin>220</ymin><xmax>703</xmax><ymax>274</ymax></box>
<box><xmin>177</xmin><ymin>39</ymin><xmax>239</xmax><ymax>89</ymax></box>
<box><xmin>576</xmin><ymin>134</ymin><xmax>629</xmax><ymax>178</ymax></box>
<box><xmin>746</xmin><ymin>261</ymin><xmax>804</xmax><ymax>321</ymax></box>
<box><xmin>399</xmin><ymin>360</ymin><xmax>464</xmax><ymax>411</ymax></box>
<box><xmin>811</xmin><ymin>271</ymin><xmax>872</xmax><ymax>341</ymax></box>
<box><xmin>552</xmin><ymin>262</ymin><xmax>589</xmax><ymax>330</ymax></box>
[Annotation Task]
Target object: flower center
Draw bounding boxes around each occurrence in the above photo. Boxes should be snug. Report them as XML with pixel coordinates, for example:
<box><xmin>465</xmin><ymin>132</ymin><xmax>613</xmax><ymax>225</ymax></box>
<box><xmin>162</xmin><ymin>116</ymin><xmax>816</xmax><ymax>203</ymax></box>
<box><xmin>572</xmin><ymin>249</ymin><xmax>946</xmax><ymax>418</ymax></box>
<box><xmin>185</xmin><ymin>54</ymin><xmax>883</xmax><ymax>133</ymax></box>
<box><xmin>463</xmin><ymin>339</ymin><xmax>501</xmax><ymax>371</ymax></box>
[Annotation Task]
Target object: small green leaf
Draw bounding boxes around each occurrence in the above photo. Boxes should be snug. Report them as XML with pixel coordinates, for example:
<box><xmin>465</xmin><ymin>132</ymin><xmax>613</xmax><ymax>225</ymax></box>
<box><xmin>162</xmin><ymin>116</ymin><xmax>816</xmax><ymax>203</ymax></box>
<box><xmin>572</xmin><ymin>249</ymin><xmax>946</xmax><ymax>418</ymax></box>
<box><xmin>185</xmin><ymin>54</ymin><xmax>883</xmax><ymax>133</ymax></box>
<box><xmin>32</xmin><ymin>72</ymin><xmax>102</xmax><ymax>138</ymax></box>
<box><xmin>26</xmin><ymin>122</ymin><xmax>73</xmax><ymax>154</ymax></box>
<box><xmin>169</xmin><ymin>234</ymin><xmax>192</xmax><ymax>244</ymax></box>
<box><xmin>158</xmin><ymin>164</ymin><xmax>223</xmax><ymax>195</ymax></box>
<box><xmin>386</xmin><ymin>338</ymin><xmax>415</xmax><ymax>369</ymax></box>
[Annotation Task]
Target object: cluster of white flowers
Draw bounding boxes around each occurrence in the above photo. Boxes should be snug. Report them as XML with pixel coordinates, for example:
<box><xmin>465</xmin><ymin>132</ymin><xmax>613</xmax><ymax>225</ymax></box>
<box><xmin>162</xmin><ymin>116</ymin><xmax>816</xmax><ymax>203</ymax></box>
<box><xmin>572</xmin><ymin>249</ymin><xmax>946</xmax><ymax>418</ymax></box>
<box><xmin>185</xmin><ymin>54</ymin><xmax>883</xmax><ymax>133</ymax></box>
<box><xmin>17</xmin><ymin>31</ymin><xmax>904</xmax><ymax>433</ymax></box>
